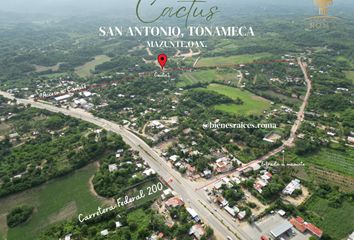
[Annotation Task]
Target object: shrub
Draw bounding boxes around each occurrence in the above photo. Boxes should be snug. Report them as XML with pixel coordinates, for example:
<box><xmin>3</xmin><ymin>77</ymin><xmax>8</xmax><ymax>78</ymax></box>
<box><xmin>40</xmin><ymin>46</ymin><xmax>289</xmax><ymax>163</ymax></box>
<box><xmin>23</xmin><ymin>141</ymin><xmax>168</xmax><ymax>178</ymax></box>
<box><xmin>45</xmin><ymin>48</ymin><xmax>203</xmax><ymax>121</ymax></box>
<box><xmin>7</xmin><ymin>205</ymin><xmax>34</xmax><ymax>228</ymax></box>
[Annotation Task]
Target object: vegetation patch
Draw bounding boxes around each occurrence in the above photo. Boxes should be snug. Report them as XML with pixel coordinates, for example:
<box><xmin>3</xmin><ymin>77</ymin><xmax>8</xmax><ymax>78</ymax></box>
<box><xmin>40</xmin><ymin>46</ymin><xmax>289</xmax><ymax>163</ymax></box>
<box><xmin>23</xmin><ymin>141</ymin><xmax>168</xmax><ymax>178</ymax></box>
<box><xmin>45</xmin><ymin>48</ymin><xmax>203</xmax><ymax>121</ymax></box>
<box><xmin>201</xmin><ymin>84</ymin><xmax>272</xmax><ymax>115</ymax></box>
<box><xmin>302</xmin><ymin>188</ymin><xmax>354</xmax><ymax>239</ymax></box>
<box><xmin>6</xmin><ymin>206</ymin><xmax>34</xmax><ymax>228</ymax></box>
<box><xmin>294</xmin><ymin>147</ymin><xmax>354</xmax><ymax>178</ymax></box>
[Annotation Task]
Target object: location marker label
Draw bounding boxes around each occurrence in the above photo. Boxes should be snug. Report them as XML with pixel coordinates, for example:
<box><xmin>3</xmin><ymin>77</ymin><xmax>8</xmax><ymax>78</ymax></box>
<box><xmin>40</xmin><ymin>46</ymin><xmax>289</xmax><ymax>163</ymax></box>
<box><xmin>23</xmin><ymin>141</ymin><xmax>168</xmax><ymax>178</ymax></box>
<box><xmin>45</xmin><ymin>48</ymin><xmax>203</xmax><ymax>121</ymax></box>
<box><xmin>157</xmin><ymin>54</ymin><xmax>168</xmax><ymax>70</ymax></box>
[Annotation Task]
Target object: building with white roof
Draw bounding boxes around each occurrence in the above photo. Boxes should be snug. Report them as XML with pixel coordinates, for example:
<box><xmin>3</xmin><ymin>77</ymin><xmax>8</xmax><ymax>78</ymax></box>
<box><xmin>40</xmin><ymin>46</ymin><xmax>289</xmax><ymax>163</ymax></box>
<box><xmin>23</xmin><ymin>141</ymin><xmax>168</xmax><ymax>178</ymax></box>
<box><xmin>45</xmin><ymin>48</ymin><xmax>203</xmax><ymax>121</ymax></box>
<box><xmin>143</xmin><ymin>168</ymin><xmax>156</xmax><ymax>176</ymax></box>
<box><xmin>54</xmin><ymin>94</ymin><xmax>71</xmax><ymax>102</ymax></box>
<box><xmin>283</xmin><ymin>179</ymin><xmax>301</xmax><ymax>195</ymax></box>
<box><xmin>108</xmin><ymin>164</ymin><xmax>118</xmax><ymax>172</ymax></box>
<box><xmin>100</xmin><ymin>229</ymin><xmax>109</xmax><ymax>236</ymax></box>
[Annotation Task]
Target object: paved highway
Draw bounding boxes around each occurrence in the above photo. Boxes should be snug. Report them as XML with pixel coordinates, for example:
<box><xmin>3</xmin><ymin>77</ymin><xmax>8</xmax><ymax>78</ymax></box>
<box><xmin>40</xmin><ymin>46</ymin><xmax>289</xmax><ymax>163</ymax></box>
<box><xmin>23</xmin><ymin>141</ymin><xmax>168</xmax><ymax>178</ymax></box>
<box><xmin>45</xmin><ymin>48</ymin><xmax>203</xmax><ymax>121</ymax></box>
<box><xmin>0</xmin><ymin>91</ymin><xmax>251</xmax><ymax>240</ymax></box>
<box><xmin>0</xmin><ymin>58</ymin><xmax>312</xmax><ymax>240</ymax></box>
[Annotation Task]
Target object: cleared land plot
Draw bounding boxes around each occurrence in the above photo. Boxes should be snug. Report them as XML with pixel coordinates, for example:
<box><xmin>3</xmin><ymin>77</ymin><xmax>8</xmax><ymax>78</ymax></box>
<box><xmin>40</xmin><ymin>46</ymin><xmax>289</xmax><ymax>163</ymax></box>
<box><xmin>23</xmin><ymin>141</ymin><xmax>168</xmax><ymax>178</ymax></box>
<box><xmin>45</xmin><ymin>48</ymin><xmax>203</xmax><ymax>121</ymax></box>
<box><xmin>75</xmin><ymin>55</ymin><xmax>111</xmax><ymax>78</ymax></box>
<box><xmin>178</xmin><ymin>69</ymin><xmax>237</xmax><ymax>87</ymax></box>
<box><xmin>305</xmin><ymin>196</ymin><xmax>354</xmax><ymax>239</ymax></box>
<box><xmin>0</xmin><ymin>122</ymin><xmax>12</xmax><ymax>135</ymax></box>
<box><xmin>0</xmin><ymin>163</ymin><xmax>103</xmax><ymax>240</ymax></box>
<box><xmin>201</xmin><ymin>84</ymin><xmax>272</xmax><ymax>115</ymax></box>
<box><xmin>196</xmin><ymin>53</ymin><xmax>272</xmax><ymax>68</ymax></box>
<box><xmin>344</xmin><ymin>71</ymin><xmax>354</xmax><ymax>82</ymax></box>
<box><xmin>295</xmin><ymin>148</ymin><xmax>354</xmax><ymax>178</ymax></box>
<box><xmin>34</xmin><ymin>63</ymin><xmax>61</xmax><ymax>73</ymax></box>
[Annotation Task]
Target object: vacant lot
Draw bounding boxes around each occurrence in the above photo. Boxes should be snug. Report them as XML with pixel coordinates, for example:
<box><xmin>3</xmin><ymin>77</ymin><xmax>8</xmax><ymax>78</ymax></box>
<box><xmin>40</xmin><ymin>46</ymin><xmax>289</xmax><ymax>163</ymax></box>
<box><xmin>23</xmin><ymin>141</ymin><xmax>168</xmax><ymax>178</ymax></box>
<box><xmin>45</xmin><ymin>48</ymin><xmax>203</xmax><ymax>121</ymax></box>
<box><xmin>305</xmin><ymin>196</ymin><xmax>354</xmax><ymax>239</ymax></box>
<box><xmin>201</xmin><ymin>84</ymin><xmax>272</xmax><ymax>115</ymax></box>
<box><xmin>0</xmin><ymin>163</ymin><xmax>103</xmax><ymax>240</ymax></box>
<box><xmin>178</xmin><ymin>69</ymin><xmax>237</xmax><ymax>87</ymax></box>
<box><xmin>196</xmin><ymin>53</ymin><xmax>272</xmax><ymax>67</ymax></box>
<box><xmin>75</xmin><ymin>55</ymin><xmax>111</xmax><ymax>77</ymax></box>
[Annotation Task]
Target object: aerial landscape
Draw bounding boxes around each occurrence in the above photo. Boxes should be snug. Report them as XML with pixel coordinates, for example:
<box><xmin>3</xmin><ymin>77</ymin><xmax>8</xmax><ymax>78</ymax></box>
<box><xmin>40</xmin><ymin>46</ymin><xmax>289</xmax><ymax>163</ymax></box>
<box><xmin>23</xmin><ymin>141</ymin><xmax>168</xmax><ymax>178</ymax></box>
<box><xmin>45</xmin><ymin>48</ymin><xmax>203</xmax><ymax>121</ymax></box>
<box><xmin>0</xmin><ymin>0</ymin><xmax>353</xmax><ymax>240</ymax></box>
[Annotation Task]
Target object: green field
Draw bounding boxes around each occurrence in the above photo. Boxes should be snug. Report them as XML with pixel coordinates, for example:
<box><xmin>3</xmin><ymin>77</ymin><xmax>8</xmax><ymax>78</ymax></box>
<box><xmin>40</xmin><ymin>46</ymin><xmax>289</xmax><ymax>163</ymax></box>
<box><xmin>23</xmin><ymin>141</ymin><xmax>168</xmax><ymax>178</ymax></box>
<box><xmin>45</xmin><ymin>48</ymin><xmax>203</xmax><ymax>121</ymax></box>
<box><xmin>305</xmin><ymin>196</ymin><xmax>354</xmax><ymax>239</ymax></box>
<box><xmin>345</xmin><ymin>71</ymin><xmax>354</xmax><ymax>82</ymax></box>
<box><xmin>295</xmin><ymin>147</ymin><xmax>354</xmax><ymax>177</ymax></box>
<box><xmin>200</xmin><ymin>84</ymin><xmax>272</xmax><ymax>115</ymax></box>
<box><xmin>336</xmin><ymin>56</ymin><xmax>353</xmax><ymax>68</ymax></box>
<box><xmin>262</xmin><ymin>90</ymin><xmax>301</xmax><ymax>106</ymax></box>
<box><xmin>0</xmin><ymin>163</ymin><xmax>104</xmax><ymax>240</ymax></box>
<box><xmin>196</xmin><ymin>53</ymin><xmax>272</xmax><ymax>67</ymax></box>
<box><xmin>178</xmin><ymin>69</ymin><xmax>238</xmax><ymax>87</ymax></box>
<box><xmin>75</xmin><ymin>55</ymin><xmax>111</xmax><ymax>77</ymax></box>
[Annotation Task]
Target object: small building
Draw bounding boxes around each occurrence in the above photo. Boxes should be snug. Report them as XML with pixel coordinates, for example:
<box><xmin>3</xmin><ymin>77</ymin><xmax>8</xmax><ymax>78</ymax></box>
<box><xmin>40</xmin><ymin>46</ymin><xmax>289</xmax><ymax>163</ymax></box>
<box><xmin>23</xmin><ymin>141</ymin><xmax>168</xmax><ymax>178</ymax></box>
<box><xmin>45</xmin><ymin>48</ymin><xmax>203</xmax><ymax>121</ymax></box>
<box><xmin>203</xmin><ymin>169</ymin><xmax>212</xmax><ymax>178</ymax></box>
<box><xmin>224</xmin><ymin>205</ymin><xmax>240</xmax><ymax>218</ymax></box>
<box><xmin>189</xmin><ymin>224</ymin><xmax>205</xmax><ymax>240</ymax></box>
<box><xmin>64</xmin><ymin>234</ymin><xmax>72</xmax><ymax>240</ymax></box>
<box><xmin>82</xmin><ymin>91</ymin><xmax>92</xmax><ymax>97</ymax></box>
<box><xmin>169</xmin><ymin>155</ymin><xmax>179</xmax><ymax>162</ymax></box>
<box><xmin>9</xmin><ymin>132</ymin><xmax>19</xmax><ymax>139</ymax></box>
<box><xmin>260</xmin><ymin>172</ymin><xmax>272</xmax><ymax>181</ymax></box>
<box><xmin>116</xmin><ymin>149</ymin><xmax>124</xmax><ymax>154</ymax></box>
<box><xmin>213</xmin><ymin>181</ymin><xmax>224</xmax><ymax>190</ymax></box>
<box><xmin>108</xmin><ymin>164</ymin><xmax>118</xmax><ymax>172</ymax></box>
<box><xmin>270</xmin><ymin>221</ymin><xmax>293</xmax><ymax>239</ymax></box>
<box><xmin>74</xmin><ymin>98</ymin><xmax>87</xmax><ymax>106</ymax></box>
<box><xmin>186</xmin><ymin>164</ymin><xmax>196</xmax><ymax>177</ymax></box>
<box><xmin>165</xmin><ymin>197</ymin><xmax>184</xmax><ymax>208</ymax></box>
<box><xmin>277</xmin><ymin>209</ymin><xmax>286</xmax><ymax>217</ymax></box>
<box><xmin>54</xmin><ymin>94</ymin><xmax>71</xmax><ymax>102</ymax></box>
<box><xmin>283</xmin><ymin>179</ymin><xmax>301</xmax><ymax>195</ymax></box>
<box><xmin>347</xmin><ymin>136</ymin><xmax>354</xmax><ymax>144</ymax></box>
<box><xmin>215</xmin><ymin>157</ymin><xmax>232</xmax><ymax>173</ymax></box>
<box><xmin>100</xmin><ymin>229</ymin><xmax>109</xmax><ymax>236</ymax></box>
<box><xmin>162</xmin><ymin>188</ymin><xmax>174</xmax><ymax>199</ymax></box>
<box><xmin>115</xmin><ymin>221</ymin><xmax>122</xmax><ymax>228</ymax></box>
<box><xmin>143</xmin><ymin>168</ymin><xmax>156</xmax><ymax>176</ymax></box>
<box><xmin>347</xmin><ymin>231</ymin><xmax>354</xmax><ymax>240</ymax></box>
<box><xmin>216</xmin><ymin>196</ymin><xmax>228</xmax><ymax>207</ymax></box>
<box><xmin>290</xmin><ymin>216</ymin><xmax>323</xmax><ymax>238</ymax></box>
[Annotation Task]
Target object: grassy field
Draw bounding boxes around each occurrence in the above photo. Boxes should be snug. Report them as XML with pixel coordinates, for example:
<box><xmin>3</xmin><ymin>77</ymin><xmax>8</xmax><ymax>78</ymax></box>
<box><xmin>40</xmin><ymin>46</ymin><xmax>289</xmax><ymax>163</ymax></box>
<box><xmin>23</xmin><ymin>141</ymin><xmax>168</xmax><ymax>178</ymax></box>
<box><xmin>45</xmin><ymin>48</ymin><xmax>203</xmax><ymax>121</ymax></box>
<box><xmin>0</xmin><ymin>163</ymin><xmax>104</xmax><ymax>240</ymax></box>
<box><xmin>196</xmin><ymin>53</ymin><xmax>272</xmax><ymax>68</ymax></box>
<box><xmin>75</xmin><ymin>55</ymin><xmax>111</xmax><ymax>78</ymax></box>
<box><xmin>336</xmin><ymin>56</ymin><xmax>353</xmax><ymax>68</ymax></box>
<box><xmin>305</xmin><ymin>196</ymin><xmax>354</xmax><ymax>239</ymax></box>
<box><xmin>201</xmin><ymin>84</ymin><xmax>272</xmax><ymax>115</ymax></box>
<box><xmin>262</xmin><ymin>90</ymin><xmax>301</xmax><ymax>106</ymax></box>
<box><xmin>33</xmin><ymin>63</ymin><xmax>61</xmax><ymax>73</ymax></box>
<box><xmin>344</xmin><ymin>70</ymin><xmax>354</xmax><ymax>82</ymax></box>
<box><xmin>295</xmin><ymin>147</ymin><xmax>354</xmax><ymax>178</ymax></box>
<box><xmin>178</xmin><ymin>69</ymin><xmax>238</xmax><ymax>87</ymax></box>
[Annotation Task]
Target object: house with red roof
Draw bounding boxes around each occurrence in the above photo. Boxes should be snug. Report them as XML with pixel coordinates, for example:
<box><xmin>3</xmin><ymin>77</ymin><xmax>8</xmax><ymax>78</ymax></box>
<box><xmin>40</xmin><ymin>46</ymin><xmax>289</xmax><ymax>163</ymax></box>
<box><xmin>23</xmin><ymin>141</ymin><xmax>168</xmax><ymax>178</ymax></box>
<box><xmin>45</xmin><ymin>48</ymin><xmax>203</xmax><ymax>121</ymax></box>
<box><xmin>165</xmin><ymin>197</ymin><xmax>184</xmax><ymax>208</ymax></box>
<box><xmin>289</xmin><ymin>216</ymin><xmax>323</xmax><ymax>238</ymax></box>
